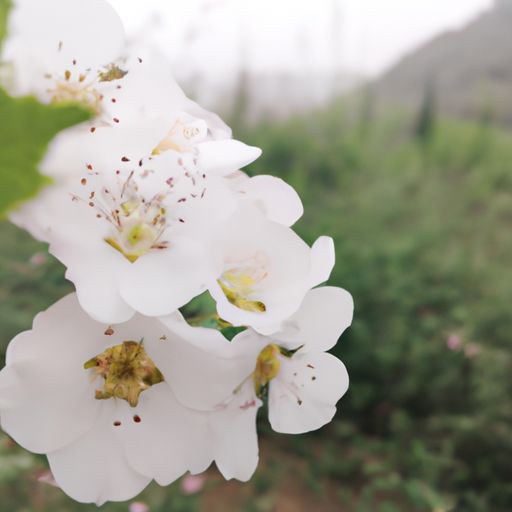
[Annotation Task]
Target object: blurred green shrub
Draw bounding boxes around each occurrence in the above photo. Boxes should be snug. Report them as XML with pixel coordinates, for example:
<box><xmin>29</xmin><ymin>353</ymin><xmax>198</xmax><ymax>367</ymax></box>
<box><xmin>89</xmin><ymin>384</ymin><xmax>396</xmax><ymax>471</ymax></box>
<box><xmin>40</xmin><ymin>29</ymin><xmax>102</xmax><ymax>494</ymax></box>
<box><xmin>0</xmin><ymin>101</ymin><xmax>511</xmax><ymax>510</ymax></box>
<box><xmin>240</xmin><ymin>105</ymin><xmax>512</xmax><ymax>510</ymax></box>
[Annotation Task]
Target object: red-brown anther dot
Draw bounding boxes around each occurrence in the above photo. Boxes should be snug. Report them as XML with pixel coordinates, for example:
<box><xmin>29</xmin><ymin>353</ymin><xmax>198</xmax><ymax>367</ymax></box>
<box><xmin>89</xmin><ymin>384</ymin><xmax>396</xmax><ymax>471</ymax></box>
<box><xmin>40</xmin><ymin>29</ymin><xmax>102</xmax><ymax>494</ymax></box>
<box><xmin>80</xmin><ymin>178</ymin><xmax>87</xmax><ymax>186</ymax></box>
<box><xmin>113</xmin><ymin>421</ymin><xmax>122</xmax><ymax>427</ymax></box>
<box><xmin>111</xmin><ymin>98</ymin><xmax>117</xmax><ymax>103</ymax></box>
<box><xmin>90</xmin><ymin>127</ymin><xmax>96</xmax><ymax>133</ymax></box>
<box><xmin>117</xmin><ymin>85</ymin><xmax>122</xmax><ymax>89</ymax></box>
<box><xmin>87</xmin><ymin>164</ymin><xmax>93</xmax><ymax>171</ymax></box>
<box><xmin>133</xmin><ymin>415</ymin><xmax>141</xmax><ymax>423</ymax></box>
<box><xmin>113</xmin><ymin>118</ymin><xmax>120</xmax><ymax>124</ymax></box>
<box><xmin>89</xmin><ymin>202</ymin><xmax>95</xmax><ymax>207</ymax></box>
<box><xmin>104</xmin><ymin>326</ymin><xmax>114</xmax><ymax>336</ymax></box>
<box><xmin>121</xmin><ymin>157</ymin><xmax>130</xmax><ymax>162</ymax></box>
<box><xmin>138</xmin><ymin>57</ymin><xmax>143</xmax><ymax>63</ymax></box>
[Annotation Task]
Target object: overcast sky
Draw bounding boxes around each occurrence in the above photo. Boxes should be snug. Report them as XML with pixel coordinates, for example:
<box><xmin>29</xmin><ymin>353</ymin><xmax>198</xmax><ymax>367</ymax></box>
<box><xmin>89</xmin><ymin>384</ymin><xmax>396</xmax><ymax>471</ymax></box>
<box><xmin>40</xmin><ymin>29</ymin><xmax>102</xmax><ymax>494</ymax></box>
<box><xmin>108</xmin><ymin>0</ymin><xmax>494</xmax><ymax>78</ymax></box>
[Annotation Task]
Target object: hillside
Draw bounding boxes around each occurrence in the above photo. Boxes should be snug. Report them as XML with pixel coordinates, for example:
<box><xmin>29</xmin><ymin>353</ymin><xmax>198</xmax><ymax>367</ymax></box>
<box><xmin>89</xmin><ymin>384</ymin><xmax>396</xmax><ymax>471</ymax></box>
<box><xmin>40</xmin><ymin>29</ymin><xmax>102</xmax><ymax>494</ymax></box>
<box><xmin>375</xmin><ymin>1</ymin><xmax>512</xmax><ymax>125</ymax></box>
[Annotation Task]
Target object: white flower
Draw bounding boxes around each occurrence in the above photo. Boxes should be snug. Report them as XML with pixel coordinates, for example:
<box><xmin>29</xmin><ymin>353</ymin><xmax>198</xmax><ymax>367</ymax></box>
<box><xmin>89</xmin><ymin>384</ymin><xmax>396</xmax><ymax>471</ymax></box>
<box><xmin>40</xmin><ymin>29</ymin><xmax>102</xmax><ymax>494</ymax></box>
<box><xmin>146</xmin><ymin>313</ymin><xmax>262</xmax><ymax>482</ymax></box>
<box><xmin>174</xmin><ymin>286</ymin><xmax>353</xmax><ymax>427</ymax></box>
<box><xmin>227</xmin><ymin>172</ymin><xmax>304</xmax><ymax>227</ymax></box>
<box><xmin>10</xmin><ymin>116</ymin><xmax>264</xmax><ymax>323</ymax></box>
<box><xmin>206</xmin><ymin>207</ymin><xmax>336</xmax><ymax>334</ymax></box>
<box><xmin>155</xmin><ymin>286</ymin><xmax>352</xmax><ymax>482</ymax></box>
<box><xmin>0</xmin><ymin>293</ymin><xmax>234</xmax><ymax>505</ymax></box>
<box><xmin>2</xmin><ymin>0</ymin><xmax>126</xmax><ymax>107</ymax></box>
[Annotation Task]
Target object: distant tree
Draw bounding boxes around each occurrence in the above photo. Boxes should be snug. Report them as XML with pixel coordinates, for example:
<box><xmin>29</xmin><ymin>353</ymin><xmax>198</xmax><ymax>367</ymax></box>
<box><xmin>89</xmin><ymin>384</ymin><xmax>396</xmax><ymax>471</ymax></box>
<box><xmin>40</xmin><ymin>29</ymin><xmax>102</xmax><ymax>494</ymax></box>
<box><xmin>414</xmin><ymin>78</ymin><xmax>437</xmax><ymax>142</ymax></box>
<box><xmin>358</xmin><ymin>84</ymin><xmax>376</xmax><ymax>138</ymax></box>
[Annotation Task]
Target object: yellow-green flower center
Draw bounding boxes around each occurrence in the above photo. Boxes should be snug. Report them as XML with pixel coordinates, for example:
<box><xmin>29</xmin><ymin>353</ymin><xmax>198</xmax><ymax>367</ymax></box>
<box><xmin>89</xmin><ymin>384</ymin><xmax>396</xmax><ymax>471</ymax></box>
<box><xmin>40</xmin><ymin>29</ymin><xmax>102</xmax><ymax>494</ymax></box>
<box><xmin>105</xmin><ymin>199</ymin><xmax>167</xmax><ymax>263</ymax></box>
<box><xmin>253</xmin><ymin>344</ymin><xmax>281</xmax><ymax>398</ymax></box>
<box><xmin>218</xmin><ymin>259</ymin><xmax>268</xmax><ymax>313</ymax></box>
<box><xmin>84</xmin><ymin>341</ymin><xmax>164</xmax><ymax>407</ymax></box>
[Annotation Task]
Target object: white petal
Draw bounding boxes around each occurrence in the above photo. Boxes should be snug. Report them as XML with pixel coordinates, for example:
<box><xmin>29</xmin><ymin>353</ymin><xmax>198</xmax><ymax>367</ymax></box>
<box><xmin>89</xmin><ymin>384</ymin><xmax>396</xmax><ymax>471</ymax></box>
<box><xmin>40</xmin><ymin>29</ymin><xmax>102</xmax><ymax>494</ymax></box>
<box><xmin>119</xmin><ymin>240</ymin><xmax>209</xmax><ymax>317</ymax></box>
<box><xmin>50</xmin><ymin>240</ymin><xmax>134</xmax><ymax>324</ymax></box>
<box><xmin>110</xmin><ymin>49</ymin><xmax>189</xmax><ymax>122</ymax></box>
<box><xmin>184</xmin><ymin>99</ymin><xmax>232</xmax><ymax>140</ymax></box>
<box><xmin>0</xmin><ymin>366</ymin><xmax>22</xmax><ymax>409</ymax></box>
<box><xmin>210</xmin><ymin>382</ymin><xmax>261</xmax><ymax>482</ymax></box>
<box><xmin>0</xmin><ymin>294</ymin><xmax>109</xmax><ymax>453</ymax></box>
<box><xmin>197</xmin><ymin>140</ymin><xmax>262</xmax><ymax>176</ymax></box>
<box><xmin>47</xmin><ymin>402</ymin><xmax>150</xmax><ymax>506</ymax></box>
<box><xmin>268</xmin><ymin>352</ymin><xmax>349</xmax><ymax>434</ymax></box>
<box><xmin>236</xmin><ymin>175</ymin><xmax>304</xmax><ymax>226</ymax></box>
<box><xmin>116</xmin><ymin>383</ymin><xmax>212</xmax><ymax>486</ymax></box>
<box><xmin>309</xmin><ymin>236</ymin><xmax>335</xmax><ymax>287</ymax></box>
<box><xmin>275</xmin><ymin>287</ymin><xmax>354</xmax><ymax>353</ymax></box>
<box><xmin>5</xmin><ymin>0</ymin><xmax>125</xmax><ymax>93</ymax></box>
<box><xmin>43</xmin><ymin>118</ymin><xmax>170</xmax><ymax>179</ymax></box>
<box><xmin>10</xmin><ymin>180</ymin><xmax>108</xmax><ymax>244</ymax></box>
<box><xmin>146</xmin><ymin>315</ymin><xmax>250</xmax><ymax>411</ymax></box>
<box><xmin>208</xmin><ymin>208</ymin><xmax>312</xmax><ymax>334</ymax></box>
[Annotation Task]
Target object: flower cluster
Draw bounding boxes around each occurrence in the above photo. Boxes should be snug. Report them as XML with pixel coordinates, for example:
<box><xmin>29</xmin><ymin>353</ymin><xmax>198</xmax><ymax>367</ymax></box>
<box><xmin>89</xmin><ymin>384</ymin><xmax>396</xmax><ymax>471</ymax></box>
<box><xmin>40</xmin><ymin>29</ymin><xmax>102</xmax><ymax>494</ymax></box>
<box><xmin>0</xmin><ymin>0</ymin><xmax>353</xmax><ymax>505</ymax></box>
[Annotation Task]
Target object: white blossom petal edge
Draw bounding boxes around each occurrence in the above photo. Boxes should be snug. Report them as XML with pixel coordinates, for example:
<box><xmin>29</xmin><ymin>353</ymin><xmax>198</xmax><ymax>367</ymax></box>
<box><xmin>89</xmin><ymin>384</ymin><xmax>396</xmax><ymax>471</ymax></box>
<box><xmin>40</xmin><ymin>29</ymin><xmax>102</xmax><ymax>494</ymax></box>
<box><xmin>0</xmin><ymin>294</ymin><xmax>242</xmax><ymax>505</ymax></box>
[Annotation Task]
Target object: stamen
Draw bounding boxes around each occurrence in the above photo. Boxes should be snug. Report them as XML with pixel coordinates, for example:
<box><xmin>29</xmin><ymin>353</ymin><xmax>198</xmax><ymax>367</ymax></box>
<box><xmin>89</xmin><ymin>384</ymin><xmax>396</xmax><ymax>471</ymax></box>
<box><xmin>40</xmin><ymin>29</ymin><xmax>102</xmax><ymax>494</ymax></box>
<box><xmin>218</xmin><ymin>254</ymin><xmax>269</xmax><ymax>313</ymax></box>
<box><xmin>84</xmin><ymin>341</ymin><xmax>164</xmax><ymax>407</ymax></box>
<box><xmin>252</xmin><ymin>344</ymin><xmax>281</xmax><ymax>398</ymax></box>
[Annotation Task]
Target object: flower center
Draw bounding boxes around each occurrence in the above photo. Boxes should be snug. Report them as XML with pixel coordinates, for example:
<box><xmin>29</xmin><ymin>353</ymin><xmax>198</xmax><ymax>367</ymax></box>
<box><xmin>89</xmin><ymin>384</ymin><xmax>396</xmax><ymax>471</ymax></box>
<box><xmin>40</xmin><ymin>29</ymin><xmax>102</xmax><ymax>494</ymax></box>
<box><xmin>47</xmin><ymin>69</ymin><xmax>102</xmax><ymax>112</ymax></box>
<box><xmin>218</xmin><ymin>254</ymin><xmax>269</xmax><ymax>313</ymax></box>
<box><xmin>84</xmin><ymin>341</ymin><xmax>164</xmax><ymax>407</ymax></box>
<box><xmin>252</xmin><ymin>344</ymin><xmax>281</xmax><ymax>398</ymax></box>
<box><xmin>152</xmin><ymin>118</ymin><xmax>206</xmax><ymax>155</ymax></box>
<box><xmin>105</xmin><ymin>197</ymin><xmax>167</xmax><ymax>263</ymax></box>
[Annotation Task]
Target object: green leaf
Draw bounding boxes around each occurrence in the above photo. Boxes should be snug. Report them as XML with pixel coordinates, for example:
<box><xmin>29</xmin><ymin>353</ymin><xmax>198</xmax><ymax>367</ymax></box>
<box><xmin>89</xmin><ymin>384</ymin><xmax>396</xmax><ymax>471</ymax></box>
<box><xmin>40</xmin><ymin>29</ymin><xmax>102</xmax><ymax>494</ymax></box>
<box><xmin>0</xmin><ymin>88</ymin><xmax>92</xmax><ymax>217</ymax></box>
<box><xmin>220</xmin><ymin>325</ymin><xmax>247</xmax><ymax>341</ymax></box>
<box><xmin>0</xmin><ymin>1</ymin><xmax>92</xmax><ymax>217</ymax></box>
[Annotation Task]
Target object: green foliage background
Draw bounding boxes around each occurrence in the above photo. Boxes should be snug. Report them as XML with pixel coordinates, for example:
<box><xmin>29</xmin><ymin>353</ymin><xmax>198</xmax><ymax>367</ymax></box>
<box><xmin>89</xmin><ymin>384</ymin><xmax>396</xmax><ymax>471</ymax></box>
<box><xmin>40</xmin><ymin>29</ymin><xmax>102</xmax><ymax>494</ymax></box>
<box><xmin>0</xmin><ymin>2</ymin><xmax>510</xmax><ymax>509</ymax></box>
<box><xmin>0</xmin><ymin>104</ymin><xmax>511</xmax><ymax>511</ymax></box>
